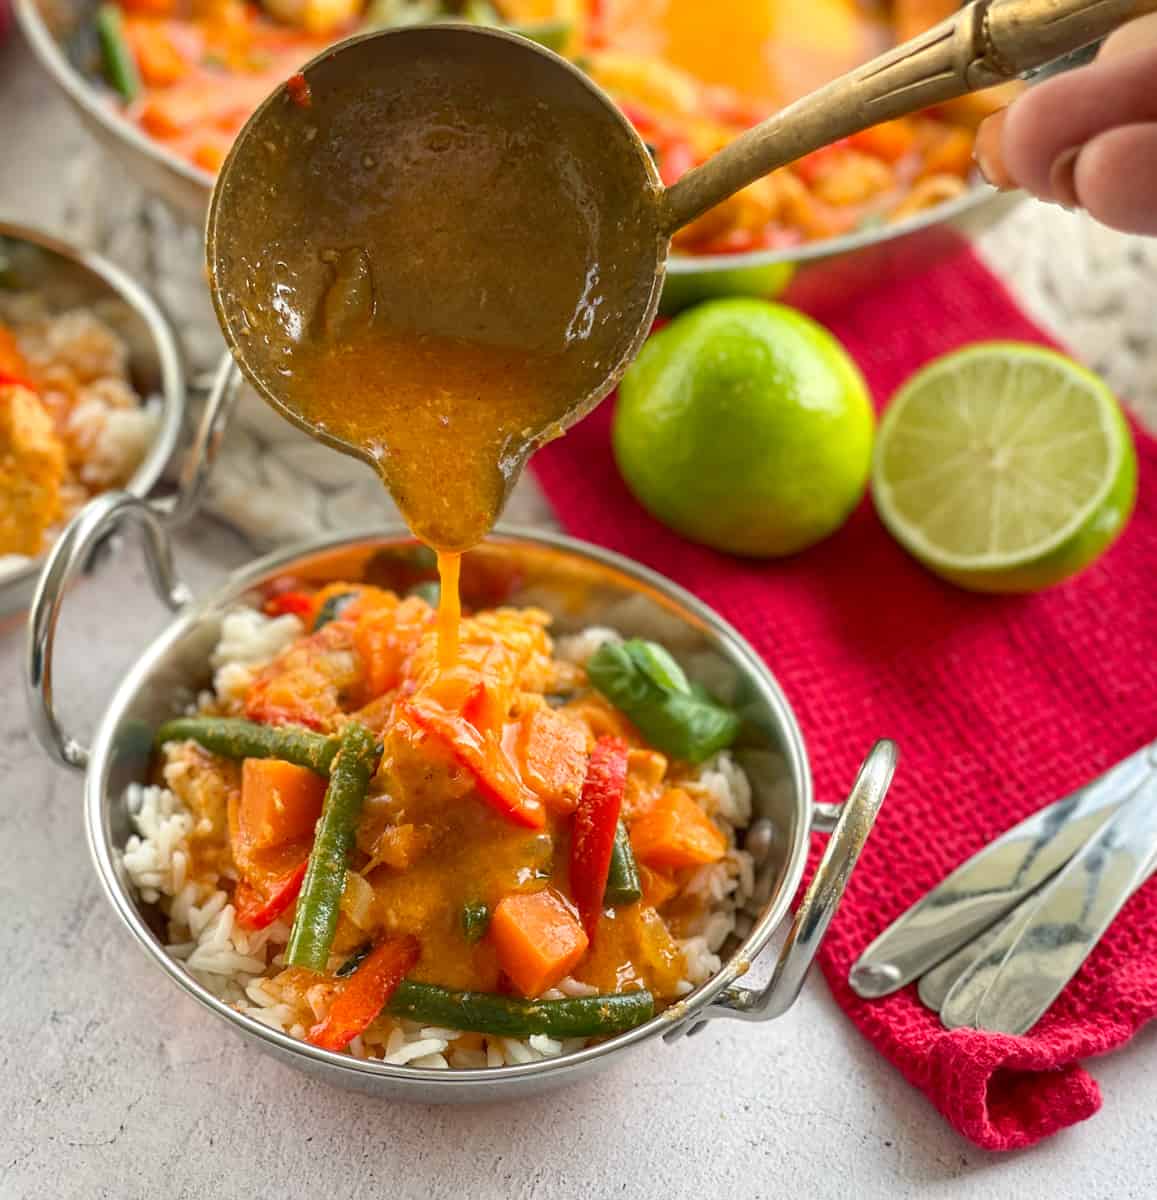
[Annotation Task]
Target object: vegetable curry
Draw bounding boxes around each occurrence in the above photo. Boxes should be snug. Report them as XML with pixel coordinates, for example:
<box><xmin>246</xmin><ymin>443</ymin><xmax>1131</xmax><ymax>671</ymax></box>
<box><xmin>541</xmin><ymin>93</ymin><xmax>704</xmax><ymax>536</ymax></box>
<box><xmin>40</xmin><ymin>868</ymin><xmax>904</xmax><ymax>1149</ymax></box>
<box><xmin>157</xmin><ymin>584</ymin><xmax>746</xmax><ymax>1052</ymax></box>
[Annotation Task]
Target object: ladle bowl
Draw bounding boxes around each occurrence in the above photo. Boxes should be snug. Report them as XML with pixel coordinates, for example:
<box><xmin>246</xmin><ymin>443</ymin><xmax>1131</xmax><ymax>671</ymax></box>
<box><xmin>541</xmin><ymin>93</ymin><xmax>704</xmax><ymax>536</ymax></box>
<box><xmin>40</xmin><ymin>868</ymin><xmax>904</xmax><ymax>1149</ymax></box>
<box><xmin>207</xmin><ymin>25</ymin><xmax>667</xmax><ymax>480</ymax></box>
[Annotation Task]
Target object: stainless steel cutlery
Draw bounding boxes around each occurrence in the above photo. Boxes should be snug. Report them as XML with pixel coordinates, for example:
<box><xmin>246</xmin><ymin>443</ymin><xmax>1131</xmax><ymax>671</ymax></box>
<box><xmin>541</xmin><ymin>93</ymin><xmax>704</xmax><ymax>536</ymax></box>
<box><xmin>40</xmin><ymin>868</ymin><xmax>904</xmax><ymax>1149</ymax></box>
<box><xmin>850</xmin><ymin>742</ymin><xmax>1157</xmax><ymax>1033</ymax></box>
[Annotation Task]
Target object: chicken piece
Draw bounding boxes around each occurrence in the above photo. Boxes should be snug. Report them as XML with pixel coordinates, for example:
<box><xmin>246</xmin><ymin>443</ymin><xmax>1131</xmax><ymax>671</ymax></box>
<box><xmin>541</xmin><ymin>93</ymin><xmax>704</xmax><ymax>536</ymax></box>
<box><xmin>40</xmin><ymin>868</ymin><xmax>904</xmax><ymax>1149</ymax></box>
<box><xmin>244</xmin><ymin>619</ymin><xmax>362</xmax><ymax>731</ymax></box>
<box><xmin>0</xmin><ymin>382</ymin><xmax>66</xmax><ymax>556</ymax></box>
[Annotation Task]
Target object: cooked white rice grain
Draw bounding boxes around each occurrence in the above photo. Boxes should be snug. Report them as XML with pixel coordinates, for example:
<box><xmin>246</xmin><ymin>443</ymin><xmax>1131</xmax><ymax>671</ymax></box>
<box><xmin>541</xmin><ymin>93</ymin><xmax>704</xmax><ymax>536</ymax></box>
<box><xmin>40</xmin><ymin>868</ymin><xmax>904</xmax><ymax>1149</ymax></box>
<box><xmin>209</xmin><ymin>609</ymin><xmax>303</xmax><ymax>702</ymax></box>
<box><xmin>80</xmin><ymin>400</ymin><xmax>161</xmax><ymax>488</ymax></box>
<box><xmin>553</xmin><ymin>626</ymin><xmax>622</xmax><ymax>666</ymax></box>
<box><xmin>384</xmin><ymin>1037</ymin><xmax>450</xmax><ymax>1066</ymax></box>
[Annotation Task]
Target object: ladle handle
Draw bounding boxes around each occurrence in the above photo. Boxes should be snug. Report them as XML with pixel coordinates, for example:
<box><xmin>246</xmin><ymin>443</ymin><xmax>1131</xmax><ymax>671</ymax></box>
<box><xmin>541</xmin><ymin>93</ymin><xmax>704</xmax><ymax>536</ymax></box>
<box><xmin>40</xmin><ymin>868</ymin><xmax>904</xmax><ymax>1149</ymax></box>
<box><xmin>662</xmin><ymin>0</ymin><xmax>1157</xmax><ymax>233</ymax></box>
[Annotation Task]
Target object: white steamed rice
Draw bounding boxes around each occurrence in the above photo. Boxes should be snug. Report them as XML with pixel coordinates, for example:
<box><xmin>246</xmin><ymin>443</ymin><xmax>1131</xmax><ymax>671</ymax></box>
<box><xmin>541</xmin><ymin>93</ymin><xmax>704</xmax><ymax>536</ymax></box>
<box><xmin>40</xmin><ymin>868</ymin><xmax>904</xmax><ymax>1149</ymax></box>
<box><xmin>121</xmin><ymin>610</ymin><xmax>763</xmax><ymax>1067</ymax></box>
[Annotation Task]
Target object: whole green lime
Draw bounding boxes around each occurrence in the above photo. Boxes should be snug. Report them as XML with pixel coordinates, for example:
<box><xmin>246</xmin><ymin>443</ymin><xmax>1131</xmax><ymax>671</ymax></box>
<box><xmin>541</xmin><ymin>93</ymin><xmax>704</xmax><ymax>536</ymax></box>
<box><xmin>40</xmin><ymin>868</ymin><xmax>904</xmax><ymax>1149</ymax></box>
<box><xmin>613</xmin><ymin>298</ymin><xmax>874</xmax><ymax>557</ymax></box>
<box><xmin>658</xmin><ymin>260</ymin><xmax>795</xmax><ymax>316</ymax></box>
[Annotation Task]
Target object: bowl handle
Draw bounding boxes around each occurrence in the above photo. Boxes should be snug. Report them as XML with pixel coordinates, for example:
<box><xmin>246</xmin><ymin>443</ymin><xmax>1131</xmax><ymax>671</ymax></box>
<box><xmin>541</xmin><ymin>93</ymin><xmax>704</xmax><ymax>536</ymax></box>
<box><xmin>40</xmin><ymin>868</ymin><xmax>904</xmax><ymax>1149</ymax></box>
<box><xmin>163</xmin><ymin>355</ymin><xmax>242</xmax><ymax>527</ymax></box>
<box><xmin>25</xmin><ymin>492</ymin><xmax>192</xmax><ymax>770</ymax></box>
<box><xmin>669</xmin><ymin>739</ymin><xmax>897</xmax><ymax>1037</ymax></box>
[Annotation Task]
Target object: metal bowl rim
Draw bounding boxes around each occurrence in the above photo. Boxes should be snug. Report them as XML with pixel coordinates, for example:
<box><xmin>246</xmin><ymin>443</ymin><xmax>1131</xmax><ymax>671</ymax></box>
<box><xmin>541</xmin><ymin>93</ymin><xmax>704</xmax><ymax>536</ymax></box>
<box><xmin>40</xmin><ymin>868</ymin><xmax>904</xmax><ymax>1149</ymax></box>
<box><xmin>0</xmin><ymin>213</ymin><xmax>186</xmax><ymax>593</ymax></box>
<box><xmin>15</xmin><ymin>0</ymin><xmax>998</xmax><ymax>276</ymax></box>
<box><xmin>84</xmin><ymin>523</ymin><xmax>814</xmax><ymax>1087</ymax></box>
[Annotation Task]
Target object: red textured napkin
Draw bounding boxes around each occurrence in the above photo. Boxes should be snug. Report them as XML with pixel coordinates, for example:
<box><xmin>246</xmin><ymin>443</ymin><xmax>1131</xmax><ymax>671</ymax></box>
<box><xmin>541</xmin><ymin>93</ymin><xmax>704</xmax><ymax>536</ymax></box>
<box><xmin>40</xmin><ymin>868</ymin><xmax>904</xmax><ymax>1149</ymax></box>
<box><xmin>532</xmin><ymin>245</ymin><xmax>1157</xmax><ymax>1151</ymax></box>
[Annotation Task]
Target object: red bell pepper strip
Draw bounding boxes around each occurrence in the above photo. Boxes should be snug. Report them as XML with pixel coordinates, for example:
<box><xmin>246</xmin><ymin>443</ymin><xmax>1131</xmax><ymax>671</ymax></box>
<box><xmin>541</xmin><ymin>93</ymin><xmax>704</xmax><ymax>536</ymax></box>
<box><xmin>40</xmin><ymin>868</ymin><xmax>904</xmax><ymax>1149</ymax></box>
<box><xmin>403</xmin><ymin>698</ymin><xmax>546</xmax><ymax>830</ymax></box>
<box><xmin>0</xmin><ymin>371</ymin><xmax>37</xmax><ymax>392</ymax></box>
<box><xmin>307</xmin><ymin>935</ymin><xmax>420</xmax><ymax>1052</ymax></box>
<box><xmin>570</xmin><ymin>736</ymin><xmax>629</xmax><ymax>937</ymax></box>
<box><xmin>234</xmin><ymin>860</ymin><xmax>308</xmax><ymax>931</ymax></box>
<box><xmin>264</xmin><ymin>590</ymin><xmax>314</xmax><ymax>619</ymax></box>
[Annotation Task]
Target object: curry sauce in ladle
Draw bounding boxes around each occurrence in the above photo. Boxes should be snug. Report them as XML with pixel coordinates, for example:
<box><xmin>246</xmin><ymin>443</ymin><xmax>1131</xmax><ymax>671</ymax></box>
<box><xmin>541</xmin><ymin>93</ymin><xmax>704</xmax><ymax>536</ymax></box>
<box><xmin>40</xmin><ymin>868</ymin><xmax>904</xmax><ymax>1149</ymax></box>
<box><xmin>207</xmin><ymin>4</ymin><xmax>1150</xmax><ymax>659</ymax></box>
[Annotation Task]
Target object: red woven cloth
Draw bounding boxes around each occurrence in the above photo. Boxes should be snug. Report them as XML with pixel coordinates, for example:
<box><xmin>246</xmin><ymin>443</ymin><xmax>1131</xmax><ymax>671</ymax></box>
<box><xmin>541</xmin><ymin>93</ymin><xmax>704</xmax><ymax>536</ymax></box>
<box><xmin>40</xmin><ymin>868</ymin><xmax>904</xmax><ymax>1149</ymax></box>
<box><xmin>532</xmin><ymin>246</ymin><xmax>1157</xmax><ymax>1151</ymax></box>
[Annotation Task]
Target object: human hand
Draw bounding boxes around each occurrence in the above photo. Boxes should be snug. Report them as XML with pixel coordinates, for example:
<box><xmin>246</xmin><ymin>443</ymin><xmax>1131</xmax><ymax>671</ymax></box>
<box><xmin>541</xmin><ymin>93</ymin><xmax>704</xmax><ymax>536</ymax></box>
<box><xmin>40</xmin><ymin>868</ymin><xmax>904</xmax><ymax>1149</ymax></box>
<box><xmin>973</xmin><ymin>14</ymin><xmax>1157</xmax><ymax>235</ymax></box>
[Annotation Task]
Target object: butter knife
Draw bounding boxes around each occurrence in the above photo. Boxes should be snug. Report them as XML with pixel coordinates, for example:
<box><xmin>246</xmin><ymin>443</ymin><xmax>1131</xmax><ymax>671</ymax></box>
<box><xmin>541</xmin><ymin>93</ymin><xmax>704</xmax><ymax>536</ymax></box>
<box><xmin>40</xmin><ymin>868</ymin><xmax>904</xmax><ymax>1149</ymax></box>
<box><xmin>849</xmin><ymin>741</ymin><xmax>1157</xmax><ymax>999</ymax></box>
<box><xmin>972</xmin><ymin>772</ymin><xmax>1157</xmax><ymax>1036</ymax></box>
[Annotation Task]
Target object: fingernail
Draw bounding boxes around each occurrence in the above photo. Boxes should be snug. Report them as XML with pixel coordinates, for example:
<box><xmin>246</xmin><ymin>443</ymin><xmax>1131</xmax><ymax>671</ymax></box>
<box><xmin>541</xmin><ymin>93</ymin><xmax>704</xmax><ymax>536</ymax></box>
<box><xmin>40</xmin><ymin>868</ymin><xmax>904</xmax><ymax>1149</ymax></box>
<box><xmin>1048</xmin><ymin>147</ymin><xmax>1080</xmax><ymax>209</ymax></box>
<box><xmin>973</xmin><ymin>114</ymin><xmax>1013</xmax><ymax>189</ymax></box>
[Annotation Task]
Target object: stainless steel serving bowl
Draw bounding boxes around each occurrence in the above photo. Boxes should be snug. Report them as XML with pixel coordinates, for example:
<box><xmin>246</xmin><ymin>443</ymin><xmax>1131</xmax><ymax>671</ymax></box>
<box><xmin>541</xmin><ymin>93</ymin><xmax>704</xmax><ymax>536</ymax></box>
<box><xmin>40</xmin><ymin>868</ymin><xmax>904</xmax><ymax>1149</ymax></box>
<box><xmin>0</xmin><ymin>217</ymin><xmax>185</xmax><ymax>616</ymax></box>
<box><xmin>15</xmin><ymin>0</ymin><xmax>1020</xmax><ymax>310</ymax></box>
<box><xmin>26</xmin><ymin>487</ymin><xmax>895</xmax><ymax>1100</ymax></box>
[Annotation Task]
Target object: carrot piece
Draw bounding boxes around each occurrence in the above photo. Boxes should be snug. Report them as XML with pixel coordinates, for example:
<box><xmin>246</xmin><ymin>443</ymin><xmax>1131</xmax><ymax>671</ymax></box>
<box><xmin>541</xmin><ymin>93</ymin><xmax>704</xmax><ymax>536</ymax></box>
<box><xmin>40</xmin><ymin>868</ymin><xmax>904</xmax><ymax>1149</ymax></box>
<box><xmin>123</xmin><ymin>18</ymin><xmax>189</xmax><ymax>87</ymax></box>
<box><xmin>849</xmin><ymin>119</ymin><xmax>917</xmax><ymax>164</ymax></box>
<box><xmin>638</xmin><ymin>864</ymin><xmax>679</xmax><ymax>909</ymax></box>
<box><xmin>240</xmin><ymin>758</ymin><xmax>326</xmax><ymax>851</ymax></box>
<box><xmin>491</xmin><ymin>889</ymin><xmax>589</xmax><ymax>998</ymax></box>
<box><xmin>138</xmin><ymin>89</ymin><xmax>217</xmax><ymax>137</ymax></box>
<box><xmin>919</xmin><ymin>127</ymin><xmax>975</xmax><ymax>179</ymax></box>
<box><xmin>629</xmin><ymin>788</ymin><xmax>727</xmax><ymax>870</ymax></box>
<box><xmin>308</xmin><ymin>935</ymin><xmax>420</xmax><ymax>1052</ymax></box>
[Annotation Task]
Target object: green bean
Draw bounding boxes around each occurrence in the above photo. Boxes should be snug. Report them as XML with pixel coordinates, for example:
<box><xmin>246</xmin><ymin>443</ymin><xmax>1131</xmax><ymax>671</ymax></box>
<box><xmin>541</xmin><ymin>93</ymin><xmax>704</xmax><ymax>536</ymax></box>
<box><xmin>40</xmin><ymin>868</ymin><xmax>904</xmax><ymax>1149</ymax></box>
<box><xmin>155</xmin><ymin>717</ymin><xmax>339</xmax><ymax>775</ymax></box>
<box><xmin>603</xmin><ymin>821</ymin><xmax>642</xmax><ymax>906</ymax></box>
<box><xmin>96</xmin><ymin>5</ymin><xmax>141</xmax><ymax>101</ymax></box>
<box><xmin>461</xmin><ymin>902</ymin><xmax>491</xmax><ymax>943</ymax></box>
<box><xmin>409</xmin><ymin>580</ymin><xmax>441</xmax><ymax>607</ymax></box>
<box><xmin>312</xmin><ymin>591</ymin><xmax>357</xmax><ymax>631</ymax></box>
<box><xmin>386</xmin><ymin>982</ymin><xmax>654</xmax><ymax>1038</ymax></box>
<box><xmin>284</xmin><ymin>723</ymin><xmax>379</xmax><ymax>972</ymax></box>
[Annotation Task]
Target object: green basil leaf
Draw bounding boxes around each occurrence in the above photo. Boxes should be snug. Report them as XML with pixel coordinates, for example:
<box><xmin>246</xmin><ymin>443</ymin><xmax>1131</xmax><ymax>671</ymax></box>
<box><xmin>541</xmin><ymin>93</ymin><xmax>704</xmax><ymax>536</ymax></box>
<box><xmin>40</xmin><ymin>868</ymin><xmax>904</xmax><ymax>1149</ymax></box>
<box><xmin>410</xmin><ymin>580</ymin><xmax>441</xmax><ymax>606</ymax></box>
<box><xmin>623</xmin><ymin>639</ymin><xmax>691</xmax><ymax>696</ymax></box>
<box><xmin>586</xmin><ymin>641</ymin><xmax>740</xmax><ymax>763</ymax></box>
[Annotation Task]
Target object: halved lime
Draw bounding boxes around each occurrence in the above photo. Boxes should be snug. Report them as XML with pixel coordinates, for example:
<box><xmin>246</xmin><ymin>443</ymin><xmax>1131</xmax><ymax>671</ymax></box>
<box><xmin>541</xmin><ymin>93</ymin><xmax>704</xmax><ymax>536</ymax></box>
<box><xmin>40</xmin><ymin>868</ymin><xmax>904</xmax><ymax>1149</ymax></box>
<box><xmin>872</xmin><ymin>342</ymin><xmax>1137</xmax><ymax>593</ymax></box>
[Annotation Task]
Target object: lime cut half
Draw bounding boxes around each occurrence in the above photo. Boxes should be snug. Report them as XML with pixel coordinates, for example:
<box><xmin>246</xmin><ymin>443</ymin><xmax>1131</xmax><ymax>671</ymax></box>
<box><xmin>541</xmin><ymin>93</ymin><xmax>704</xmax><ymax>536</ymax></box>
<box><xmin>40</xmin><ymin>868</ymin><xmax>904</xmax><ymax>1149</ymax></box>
<box><xmin>872</xmin><ymin>342</ymin><xmax>1137</xmax><ymax>593</ymax></box>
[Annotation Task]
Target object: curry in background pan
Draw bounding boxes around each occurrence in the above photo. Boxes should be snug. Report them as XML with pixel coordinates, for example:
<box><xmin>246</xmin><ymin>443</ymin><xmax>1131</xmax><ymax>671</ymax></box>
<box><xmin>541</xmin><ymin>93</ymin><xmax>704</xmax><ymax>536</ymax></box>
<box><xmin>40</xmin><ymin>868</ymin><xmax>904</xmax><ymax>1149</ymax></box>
<box><xmin>89</xmin><ymin>0</ymin><xmax>1019</xmax><ymax>254</ymax></box>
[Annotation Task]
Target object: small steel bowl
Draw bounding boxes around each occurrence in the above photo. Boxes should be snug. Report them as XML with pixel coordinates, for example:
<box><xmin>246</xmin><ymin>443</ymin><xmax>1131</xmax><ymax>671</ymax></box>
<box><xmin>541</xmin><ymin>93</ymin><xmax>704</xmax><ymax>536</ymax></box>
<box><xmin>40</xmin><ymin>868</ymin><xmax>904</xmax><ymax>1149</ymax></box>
<box><xmin>14</xmin><ymin>0</ymin><xmax>1019</xmax><ymax>310</ymax></box>
<box><xmin>26</xmin><ymin>487</ymin><xmax>895</xmax><ymax>1100</ymax></box>
<box><xmin>0</xmin><ymin>217</ymin><xmax>186</xmax><ymax>616</ymax></box>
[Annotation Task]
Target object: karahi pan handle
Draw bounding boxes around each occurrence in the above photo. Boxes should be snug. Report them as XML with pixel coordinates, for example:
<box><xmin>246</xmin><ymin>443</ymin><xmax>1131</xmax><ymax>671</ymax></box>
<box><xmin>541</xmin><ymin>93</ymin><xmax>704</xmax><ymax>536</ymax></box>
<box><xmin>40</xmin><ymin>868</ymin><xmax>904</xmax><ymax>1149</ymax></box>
<box><xmin>674</xmin><ymin>740</ymin><xmax>897</xmax><ymax>1036</ymax></box>
<box><xmin>25</xmin><ymin>492</ymin><xmax>191</xmax><ymax>769</ymax></box>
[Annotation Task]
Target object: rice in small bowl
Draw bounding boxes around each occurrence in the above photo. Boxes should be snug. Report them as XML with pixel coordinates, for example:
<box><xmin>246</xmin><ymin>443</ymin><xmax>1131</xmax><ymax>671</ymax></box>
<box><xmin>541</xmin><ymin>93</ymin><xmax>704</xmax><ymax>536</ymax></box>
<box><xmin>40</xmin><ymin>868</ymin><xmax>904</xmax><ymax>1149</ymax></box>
<box><xmin>0</xmin><ymin>220</ymin><xmax>184</xmax><ymax>613</ymax></box>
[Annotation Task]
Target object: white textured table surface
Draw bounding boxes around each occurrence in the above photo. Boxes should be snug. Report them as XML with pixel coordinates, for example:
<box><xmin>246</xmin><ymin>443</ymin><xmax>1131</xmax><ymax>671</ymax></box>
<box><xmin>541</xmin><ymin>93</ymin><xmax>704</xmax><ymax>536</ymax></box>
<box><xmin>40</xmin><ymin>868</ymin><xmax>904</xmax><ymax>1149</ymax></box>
<box><xmin>4</xmin><ymin>30</ymin><xmax>1157</xmax><ymax>1200</ymax></box>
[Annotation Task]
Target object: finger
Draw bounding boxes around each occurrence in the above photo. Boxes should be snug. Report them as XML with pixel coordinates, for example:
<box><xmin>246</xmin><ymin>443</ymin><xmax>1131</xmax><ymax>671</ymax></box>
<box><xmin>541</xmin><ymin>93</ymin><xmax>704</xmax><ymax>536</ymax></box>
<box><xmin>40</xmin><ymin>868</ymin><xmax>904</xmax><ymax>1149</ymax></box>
<box><xmin>1072</xmin><ymin>122</ymin><xmax>1157</xmax><ymax>236</ymax></box>
<box><xmin>1000</xmin><ymin>47</ymin><xmax>1157</xmax><ymax>201</ymax></box>
<box><xmin>973</xmin><ymin>107</ymin><xmax>1015</xmax><ymax>188</ymax></box>
<box><xmin>1098</xmin><ymin>12</ymin><xmax>1157</xmax><ymax>62</ymax></box>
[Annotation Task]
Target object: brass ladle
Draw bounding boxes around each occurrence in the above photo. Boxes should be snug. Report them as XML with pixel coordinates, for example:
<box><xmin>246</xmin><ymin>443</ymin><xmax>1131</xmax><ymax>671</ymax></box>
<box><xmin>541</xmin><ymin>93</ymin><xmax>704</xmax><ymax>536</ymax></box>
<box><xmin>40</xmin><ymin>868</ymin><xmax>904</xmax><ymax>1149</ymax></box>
<box><xmin>207</xmin><ymin>0</ymin><xmax>1155</xmax><ymax>505</ymax></box>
